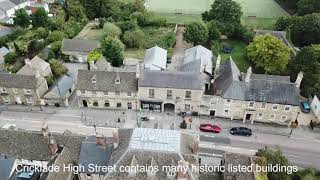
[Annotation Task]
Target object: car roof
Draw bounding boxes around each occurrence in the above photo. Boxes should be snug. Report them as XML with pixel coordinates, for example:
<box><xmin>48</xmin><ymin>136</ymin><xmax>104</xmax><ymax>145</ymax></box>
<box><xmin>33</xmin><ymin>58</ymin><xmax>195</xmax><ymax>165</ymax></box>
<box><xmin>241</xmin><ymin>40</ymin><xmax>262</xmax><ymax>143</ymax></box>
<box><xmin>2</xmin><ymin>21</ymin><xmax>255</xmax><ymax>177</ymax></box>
<box><xmin>302</xmin><ymin>102</ymin><xmax>310</xmax><ymax>108</ymax></box>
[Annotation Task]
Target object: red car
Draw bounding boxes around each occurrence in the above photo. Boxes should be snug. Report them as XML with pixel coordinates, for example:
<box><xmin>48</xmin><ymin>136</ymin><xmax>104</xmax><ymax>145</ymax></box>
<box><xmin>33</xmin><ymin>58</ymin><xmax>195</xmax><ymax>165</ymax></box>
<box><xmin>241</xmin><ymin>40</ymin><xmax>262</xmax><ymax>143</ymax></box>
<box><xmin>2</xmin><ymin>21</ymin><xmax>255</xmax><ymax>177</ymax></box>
<box><xmin>199</xmin><ymin>124</ymin><xmax>222</xmax><ymax>133</ymax></box>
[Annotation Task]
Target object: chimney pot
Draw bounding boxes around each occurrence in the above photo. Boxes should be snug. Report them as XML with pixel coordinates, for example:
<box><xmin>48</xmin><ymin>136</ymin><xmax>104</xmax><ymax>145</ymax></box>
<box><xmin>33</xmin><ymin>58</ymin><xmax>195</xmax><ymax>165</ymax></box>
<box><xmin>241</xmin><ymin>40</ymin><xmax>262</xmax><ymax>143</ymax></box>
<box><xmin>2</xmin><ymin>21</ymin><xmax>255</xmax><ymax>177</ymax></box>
<box><xmin>295</xmin><ymin>71</ymin><xmax>304</xmax><ymax>88</ymax></box>
<box><xmin>112</xmin><ymin>129</ymin><xmax>119</xmax><ymax>149</ymax></box>
<box><xmin>192</xmin><ymin>135</ymin><xmax>199</xmax><ymax>154</ymax></box>
<box><xmin>245</xmin><ymin>67</ymin><xmax>252</xmax><ymax>83</ymax></box>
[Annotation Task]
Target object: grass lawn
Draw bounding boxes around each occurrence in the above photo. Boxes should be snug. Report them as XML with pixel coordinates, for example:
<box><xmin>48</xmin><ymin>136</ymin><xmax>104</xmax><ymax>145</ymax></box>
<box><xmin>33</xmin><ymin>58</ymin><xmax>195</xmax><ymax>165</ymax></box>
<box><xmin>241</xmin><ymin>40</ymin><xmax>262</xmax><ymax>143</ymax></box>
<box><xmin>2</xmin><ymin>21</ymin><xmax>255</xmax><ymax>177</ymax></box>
<box><xmin>241</xmin><ymin>17</ymin><xmax>277</xmax><ymax>30</ymax></box>
<box><xmin>218</xmin><ymin>40</ymin><xmax>250</xmax><ymax>72</ymax></box>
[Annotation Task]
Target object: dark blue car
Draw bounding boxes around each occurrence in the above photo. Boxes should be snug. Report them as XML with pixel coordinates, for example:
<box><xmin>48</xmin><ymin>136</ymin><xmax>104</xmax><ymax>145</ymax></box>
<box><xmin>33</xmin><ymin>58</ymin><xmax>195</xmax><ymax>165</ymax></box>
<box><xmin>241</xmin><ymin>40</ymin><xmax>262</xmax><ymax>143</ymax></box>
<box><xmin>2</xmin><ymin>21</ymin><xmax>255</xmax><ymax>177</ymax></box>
<box><xmin>300</xmin><ymin>102</ymin><xmax>311</xmax><ymax>113</ymax></box>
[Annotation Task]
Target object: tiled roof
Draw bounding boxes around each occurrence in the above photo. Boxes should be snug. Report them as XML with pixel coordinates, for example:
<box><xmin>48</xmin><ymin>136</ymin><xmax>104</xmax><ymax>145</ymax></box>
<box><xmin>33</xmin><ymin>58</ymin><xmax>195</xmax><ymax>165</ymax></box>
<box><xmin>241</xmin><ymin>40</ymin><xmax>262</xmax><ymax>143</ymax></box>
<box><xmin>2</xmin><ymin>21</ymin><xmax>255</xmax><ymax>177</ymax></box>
<box><xmin>214</xmin><ymin>58</ymin><xmax>300</xmax><ymax>105</ymax></box>
<box><xmin>61</xmin><ymin>39</ymin><xmax>100</xmax><ymax>53</ymax></box>
<box><xmin>0</xmin><ymin>73</ymin><xmax>40</xmax><ymax>89</ymax></box>
<box><xmin>43</xmin><ymin>75</ymin><xmax>73</xmax><ymax>99</ymax></box>
<box><xmin>139</xmin><ymin>70</ymin><xmax>204</xmax><ymax>90</ymax></box>
<box><xmin>76</xmin><ymin>70</ymin><xmax>138</xmax><ymax>92</ymax></box>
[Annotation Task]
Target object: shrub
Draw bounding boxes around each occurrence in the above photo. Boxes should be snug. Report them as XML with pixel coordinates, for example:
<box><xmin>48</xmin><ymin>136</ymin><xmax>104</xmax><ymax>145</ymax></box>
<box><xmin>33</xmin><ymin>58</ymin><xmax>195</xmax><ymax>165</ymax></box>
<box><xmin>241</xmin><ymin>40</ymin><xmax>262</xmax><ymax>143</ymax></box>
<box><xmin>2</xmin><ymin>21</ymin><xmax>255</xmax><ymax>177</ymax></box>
<box><xmin>122</xmin><ymin>29</ymin><xmax>145</xmax><ymax>48</ymax></box>
<box><xmin>179</xmin><ymin>120</ymin><xmax>187</xmax><ymax>129</ymax></box>
<box><xmin>4</xmin><ymin>52</ymin><xmax>17</xmax><ymax>64</ymax></box>
<box><xmin>103</xmin><ymin>22</ymin><xmax>122</xmax><ymax>38</ymax></box>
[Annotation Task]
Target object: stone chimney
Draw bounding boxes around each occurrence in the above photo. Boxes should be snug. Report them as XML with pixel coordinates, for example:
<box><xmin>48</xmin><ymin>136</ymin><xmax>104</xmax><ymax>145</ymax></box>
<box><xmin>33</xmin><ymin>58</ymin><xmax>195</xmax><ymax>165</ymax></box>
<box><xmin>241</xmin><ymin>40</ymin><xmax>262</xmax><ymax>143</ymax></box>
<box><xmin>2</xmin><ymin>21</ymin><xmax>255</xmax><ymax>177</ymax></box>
<box><xmin>136</xmin><ymin>64</ymin><xmax>140</xmax><ymax>79</ymax></box>
<box><xmin>89</xmin><ymin>60</ymin><xmax>96</xmax><ymax>70</ymax></box>
<box><xmin>214</xmin><ymin>55</ymin><xmax>221</xmax><ymax>75</ymax></box>
<box><xmin>49</xmin><ymin>136</ymin><xmax>58</xmax><ymax>157</ymax></box>
<box><xmin>112</xmin><ymin>129</ymin><xmax>119</xmax><ymax>149</ymax></box>
<box><xmin>95</xmin><ymin>133</ymin><xmax>107</xmax><ymax>147</ymax></box>
<box><xmin>295</xmin><ymin>71</ymin><xmax>304</xmax><ymax>88</ymax></box>
<box><xmin>128</xmin><ymin>155</ymin><xmax>138</xmax><ymax>177</ymax></box>
<box><xmin>24</xmin><ymin>59</ymin><xmax>31</xmax><ymax>66</ymax></box>
<box><xmin>147</xmin><ymin>157</ymin><xmax>158</xmax><ymax>177</ymax></box>
<box><xmin>192</xmin><ymin>135</ymin><xmax>200</xmax><ymax>154</ymax></box>
<box><xmin>245</xmin><ymin>67</ymin><xmax>252</xmax><ymax>83</ymax></box>
<box><xmin>177</xmin><ymin>160</ymin><xmax>189</xmax><ymax>180</ymax></box>
<box><xmin>35</xmin><ymin>70</ymin><xmax>41</xmax><ymax>78</ymax></box>
<box><xmin>41</xmin><ymin>121</ymin><xmax>49</xmax><ymax>137</ymax></box>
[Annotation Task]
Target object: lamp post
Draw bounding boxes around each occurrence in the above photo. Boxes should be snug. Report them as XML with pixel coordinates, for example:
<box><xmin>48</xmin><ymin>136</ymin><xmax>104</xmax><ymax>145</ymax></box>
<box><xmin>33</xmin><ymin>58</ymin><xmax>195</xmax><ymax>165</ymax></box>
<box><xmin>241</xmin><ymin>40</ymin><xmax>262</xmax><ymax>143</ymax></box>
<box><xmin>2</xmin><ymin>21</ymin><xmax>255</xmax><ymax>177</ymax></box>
<box><xmin>290</xmin><ymin>112</ymin><xmax>300</xmax><ymax>136</ymax></box>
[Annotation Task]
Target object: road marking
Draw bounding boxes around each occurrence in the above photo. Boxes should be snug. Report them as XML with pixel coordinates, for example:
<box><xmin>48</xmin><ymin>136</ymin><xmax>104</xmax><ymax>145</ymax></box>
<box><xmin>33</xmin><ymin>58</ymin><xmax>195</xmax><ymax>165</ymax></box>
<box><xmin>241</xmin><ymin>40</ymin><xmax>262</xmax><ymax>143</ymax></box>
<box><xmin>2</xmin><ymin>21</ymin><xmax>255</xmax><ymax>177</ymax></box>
<box><xmin>199</xmin><ymin>142</ymin><xmax>258</xmax><ymax>155</ymax></box>
<box><xmin>287</xmin><ymin>154</ymin><xmax>301</xmax><ymax>158</ymax></box>
<box><xmin>199</xmin><ymin>152</ymin><xmax>223</xmax><ymax>157</ymax></box>
<box><xmin>53</xmin><ymin>114</ymin><xmax>81</xmax><ymax>118</ymax></box>
<box><xmin>290</xmin><ymin>137</ymin><xmax>320</xmax><ymax>143</ymax></box>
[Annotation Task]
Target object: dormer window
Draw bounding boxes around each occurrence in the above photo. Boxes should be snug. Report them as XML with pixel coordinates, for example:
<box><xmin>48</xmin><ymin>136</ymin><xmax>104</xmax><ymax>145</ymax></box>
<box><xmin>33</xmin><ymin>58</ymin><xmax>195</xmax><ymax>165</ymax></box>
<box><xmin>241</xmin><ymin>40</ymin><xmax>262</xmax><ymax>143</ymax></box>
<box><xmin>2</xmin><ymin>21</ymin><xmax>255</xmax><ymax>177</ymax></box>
<box><xmin>115</xmin><ymin>78</ymin><xmax>120</xmax><ymax>84</ymax></box>
<box><xmin>1</xmin><ymin>87</ymin><xmax>6</xmax><ymax>92</ymax></box>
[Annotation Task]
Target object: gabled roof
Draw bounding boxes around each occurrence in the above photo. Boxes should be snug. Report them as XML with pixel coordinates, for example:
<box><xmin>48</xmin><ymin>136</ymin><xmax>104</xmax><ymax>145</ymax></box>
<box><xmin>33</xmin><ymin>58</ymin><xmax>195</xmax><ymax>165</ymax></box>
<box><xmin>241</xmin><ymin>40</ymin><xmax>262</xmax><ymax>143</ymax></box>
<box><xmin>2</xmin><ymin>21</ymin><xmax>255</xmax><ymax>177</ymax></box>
<box><xmin>79</xmin><ymin>136</ymin><xmax>113</xmax><ymax>175</ymax></box>
<box><xmin>144</xmin><ymin>46</ymin><xmax>167</xmax><ymax>70</ymax></box>
<box><xmin>43</xmin><ymin>75</ymin><xmax>73</xmax><ymax>99</ymax></box>
<box><xmin>61</xmin><ymin>39</ymin><xmax>100</xmax><ymax>53</ymax></box>
<box><xmin>214</xmin><ymin>58</ymin><xmax>300</xmax><ymax>105</ymax></box>
<box><xmin>76</xmin><ymin>70</ymin><xmax>138</xmax><ymax>92</ymax></box>
<box><xmin>17</xmin><ymin>56</ymin><xmax>50</xmax><ymax>76</ymax></box>
<box><xmin>183</xmin><ymin>45</ymin><xmax>213</xmax><ymax>74</ymax></box>
<box><xmin>139</xmin><ymin>70</ymin><xmax>204</xmax><ymax>90</ymax></box>
<box><xmin>0</xmin><ymin>0</ymin><xmax>16</xmax><ymax>11</ymax></box>
<box><xmin>0</xmin><ymin>73</ymin><xmax>42</xmax><ymax>89</ymax></box>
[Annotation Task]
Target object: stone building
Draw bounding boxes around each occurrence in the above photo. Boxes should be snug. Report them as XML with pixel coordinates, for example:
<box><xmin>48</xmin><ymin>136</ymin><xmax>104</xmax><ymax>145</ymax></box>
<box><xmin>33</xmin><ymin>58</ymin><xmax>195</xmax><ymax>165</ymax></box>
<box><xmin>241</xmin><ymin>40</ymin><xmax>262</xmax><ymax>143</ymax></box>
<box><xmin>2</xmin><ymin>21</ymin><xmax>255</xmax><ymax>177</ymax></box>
<box><xmin>17</xmin><ymin>56</ymin><xmax>52</xmax><ymax>77</ymax></box>
<box><xmin>0</xmin><ymin>72</ymin><xmax>48</xmax><ymax>105</ymax></box>
<box><xmin>61</xmin><ymin>39</ymin><xmax>100</xmax><ymax>63</ymax></box>
<box><xmin>201</xmin><ymin>58</ymin><xmax>302</xmax><ymax>125</ymax></box>
<box><xmin>76</xmin><ymin>69</ymin><xmax>139</xmax><ymax>110</ymax></box>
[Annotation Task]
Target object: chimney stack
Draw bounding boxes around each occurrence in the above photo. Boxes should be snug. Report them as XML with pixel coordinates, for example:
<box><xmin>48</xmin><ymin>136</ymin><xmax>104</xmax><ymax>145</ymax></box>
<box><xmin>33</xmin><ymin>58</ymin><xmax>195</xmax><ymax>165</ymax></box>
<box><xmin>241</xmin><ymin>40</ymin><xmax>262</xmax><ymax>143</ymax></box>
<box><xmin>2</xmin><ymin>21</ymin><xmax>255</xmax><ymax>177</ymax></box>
<box><xmin>41</xmin><ymin>121</ymin><xmax>49</xmax><ymax>137</ymax></box>
<box><xmin>89</xmin><ymin>60</ymin><xmax>96</xmax><ymax>71</ymax></box>
<box><xmin>112</xmin><ymin>129</ymin><xmax>119</xmax><ymax>149</ymax></box>
<box><xmin>24</xmin><ymin>59</ymin><xmax>31</xmax><ymax>66</ymax></box>
<box><xmin>295</xmin><ymin>71</ymin><xmax>304</xmax><ymax>88</ymax></box>
<box><xmin>136</xmin><ymin>64</ymin><xmax>140</xmax><ymax>79</ymax></box>
<box><xmin>192</xmin><ymin>135</ymin><xmax>200</xmax><ymax>154</ymax></box>
<box><xmin>95</xmin><ymin>133</ymin><xmax>106</xmax><ymax>147</ymax></box>
<box><xmin>177</xmin><ymin>160</ymin><xmax>189</xmax><ymax>180</ymax></box>
<box><xmin>245</xmin><ymin>67</ymin><xmax>252</xmax><ymax>83</ymax></box>
<box><xmin>49</xmin><ymin>137</ymin><xmax>58</xmax><ymax>157</ymax></box>
<box><xmin>214</xmin><ymin>55</ymin><xmax>221</xmax><ymax>76</ymax></box>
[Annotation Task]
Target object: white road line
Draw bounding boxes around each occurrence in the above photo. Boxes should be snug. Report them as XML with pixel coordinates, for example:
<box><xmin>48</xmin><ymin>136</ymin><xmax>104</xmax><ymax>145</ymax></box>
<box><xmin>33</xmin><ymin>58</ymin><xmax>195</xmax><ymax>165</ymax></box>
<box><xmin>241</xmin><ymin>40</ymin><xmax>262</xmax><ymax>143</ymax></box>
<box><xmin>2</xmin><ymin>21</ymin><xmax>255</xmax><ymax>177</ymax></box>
<box><xmin>199</xmin><ymin>142</ymin><xmax>258</xmax><ymax>155</ymax></box>
<box><xmin>53</xmin><ymin>114</ymin><xmax>81</xmax><ymax>118</ymax></box>
<box><xmin>287</xmin><ymin>154</ymin><xmax>301</xmax><ymax>158</ymax></box>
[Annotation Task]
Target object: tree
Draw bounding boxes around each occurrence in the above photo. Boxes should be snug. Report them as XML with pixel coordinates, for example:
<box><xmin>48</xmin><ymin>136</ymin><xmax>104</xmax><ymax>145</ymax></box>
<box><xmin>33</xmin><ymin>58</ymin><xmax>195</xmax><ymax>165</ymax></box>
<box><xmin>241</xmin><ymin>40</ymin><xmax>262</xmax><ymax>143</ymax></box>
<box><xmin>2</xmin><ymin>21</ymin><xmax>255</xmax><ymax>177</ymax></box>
<box><xmin>33</xmin><ymin>27</ymin><xmax>48</xmax><ymax>39</ymax></box>
<box><xmin>50</xmin><ymin>41</ymin><xmax>62</xmax><ymax>53</ymax></box>
<box><xmin>100</xmin><ymin>37</ymin><xmax>125</xmax><ymax>67</ymax></box>
<box><xmin>63</xmin><ymin>19</ymin><xmax>82</xmax><ymax>38</ymax></box>
<box><xmin>290</xmin><ymin>13</ymin><xmax>320</xmax><ymax>47</ymax></box>
<box><xmin>13</xmin><ymin>9</ymin><xmax>30</xmax><ymax>28</ymax></box>
<box><xmin>31</xmin><ymin>8</ymin><xmax>48</xmax><ymax>27</ymax></box>
<box><xmin>65</xmin><ymin>0</ymin><xmax>88</xmax><ymax>24</ymax></box>
<box><xmin>27</xmin><ymin>40</ymin><xmax>45</xmax><ymax>58</ymax></box>
<box><xmin>87</xmin><ymin>49</ymin><xmax>103</xmax><ymax>62</ymax></box>
<box><xmin>202</xmin><ymin>0</ymin><xmax>242</xmax><ymax>36</ymax></box>
<box><xmin>49</xmin><ymin>59</ymin><xmax>68</xmax><ymax>78</ymax></box>
<box><xmin>103</xmin><ymin>22</ymin><xmax>122</xmax><ymax>38</ymax></box>
<box><xmin>206</xmin><ymin>21</ymin><xmax>221</xmax><ymax>41</ymax></box>
<box><xmin>289</xmin><ymin>45</ymin><xmax>320</xmax><ymax>96</ymax></box>
<box><xmin>4</xmin><ymin>52</ymin><xmax>17</xmax><ymax>64</ymax></box>
<box><xmin>122</xmin><ymin>29</ymin><xmax>145</xmax><ymax>48</ymax></box>
<box><xmin>256</xmin><ymin>147</ymin><xmax>292</xmax><ymax>180</ymax></box>
<box><xmin>184</xmin><ymin>21</ymin><xmax>209</xmax><ymax>45</ymax></box>
<box><xmin>297</xmin><ymin>0</ymin><xmax>320</xmax><ymax>15</ymax></box>
<box><xmin>247</xmin><ymin>35</ymin><xmax>290</xmax><ymax>74</ymax></box>
<box><xmin>47</xmin><ymin>31</ymin><xmax>67</xmax><ymax>43</ymax></box>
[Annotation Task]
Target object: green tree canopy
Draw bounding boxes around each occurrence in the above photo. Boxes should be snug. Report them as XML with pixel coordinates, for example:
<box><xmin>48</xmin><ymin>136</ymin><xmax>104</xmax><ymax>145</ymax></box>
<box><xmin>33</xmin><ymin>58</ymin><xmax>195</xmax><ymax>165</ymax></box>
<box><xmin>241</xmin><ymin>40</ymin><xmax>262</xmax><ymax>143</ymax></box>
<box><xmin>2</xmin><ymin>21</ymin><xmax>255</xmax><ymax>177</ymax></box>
<box><xmin>33</xmin><ymin>27</ymin><xmax>48</xmax><ymax>39</ymax></box>
<box><xmin>103</xmin><ymin>22</ymin><xmax>122</xmax><ymax>38</ymax></box>
<box><xmin>297</xmin><ymin>0</ymin><xmax>320</xmax><ymax>15</ymax></box>
<box><xmin>13</xmin><ymin>9</ymin><xmax>30</xmax><ymax>28</ymax></box>
<box><xmin>202</xmin><ymin>0</ymin><xmax>242</xmax><ymax>36</ymax></box>
<box><xmin>247</xmin><ymin>34</ymin><xmax>290</xmax><ymax>74</ymax></box>
<box><xmin>184</xmin><ymin>21</ymin><xmax>209</xmax><ymax>45</ymax></box>
<box><xmin>256</xmin><ymin>147</ymin><xmax>291</xmax><ymax>180</ymax></box>
<box><xmin>289</xmin><ymin>45</ymin><xmax>320</xmax><ymax>96</ymax></box>
<box><xmin>100</xmin><ymin>37</ymin><xmax>125</xmax><ymax>67</ymax></box>
<box><xmin>206</xmin><ymin>20</ymin><xmax>221</xmax><ymax>42</ymax></box>
<box><xmin>122</xmin><ymin>29</ymin><xmax>145</xmax><ymax>48</ymax></box>
<box><xmin>87</xmin><ymin>49</ymin><xmax>103</xmax><ymax>62</ymax></box>
<box><xmin>31</xmin><ymin>8</ymin><xmax>48</xmax><ymax>28</ymax></box>
<box><xmin>49</xmin><ymin>59</ymin><xmax>68</xmax><ymax>78</ymax></box>
<box><xmin>47</xmin><ymin>31</ymin><xmax>67</xmax><ymax>43</ymax></box>
<box><xmin>65</xmin><ymin>0</ymin><xmax>88</xmax><ymax>24</ymax></box>
<box><xmin>4</xmin><ymin>52</ymin><xmax>17</xmax><ymax>64</ymax></box>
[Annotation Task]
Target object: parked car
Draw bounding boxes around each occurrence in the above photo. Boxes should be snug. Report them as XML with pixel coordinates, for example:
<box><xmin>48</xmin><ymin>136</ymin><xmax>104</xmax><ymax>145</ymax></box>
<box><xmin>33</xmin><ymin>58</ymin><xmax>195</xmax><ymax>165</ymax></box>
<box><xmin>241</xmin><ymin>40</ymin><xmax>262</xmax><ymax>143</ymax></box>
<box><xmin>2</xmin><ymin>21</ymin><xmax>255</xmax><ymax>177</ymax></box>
<box><xmin>230</xmin><ymin>127</ymin><xmax>252</xmax><ymax>136</ymax></box>
<box><xmin>300</xmin><ymin>102</ymin><xmax>311</xmax><ymax>113</ymax></box>
<box><xmin>199</xmin><ymin>124</ymin><xmax>222</xmax><ymax>133</ymax></box>
<box><xmin>141</xmin><ymin>117</ymin><xmax>149</xmax><ymax>121</ymax></box>
<box><xmin>178</xmin><ymin>112</ymin><xmax>187</xmax><ymax>117</ymax></box>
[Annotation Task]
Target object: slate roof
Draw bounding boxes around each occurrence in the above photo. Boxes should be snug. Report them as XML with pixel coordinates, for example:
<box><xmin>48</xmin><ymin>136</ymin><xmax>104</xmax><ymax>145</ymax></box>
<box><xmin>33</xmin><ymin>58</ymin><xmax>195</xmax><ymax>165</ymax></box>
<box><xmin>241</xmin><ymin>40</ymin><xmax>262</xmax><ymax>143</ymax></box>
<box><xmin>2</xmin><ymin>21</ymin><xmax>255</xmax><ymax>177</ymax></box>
<box><xmin>17</xmin><ymin>56</ymin><xmax>50</xmax><ymax>76</ymax></box>
<box><xmin>144</xmin><ymin>46</ymin><xmax>167</xmax><ymax>70</ymax></box>
<box><xmin>139</xmin><ymin>70</ymin><xmax>204</xmax><ymax>90</ymax></box>
<box><xmin>79</xmin><ymin>136</ymin><xmax>113</xmax><ymax>175</ymax></box>
<box><xmin>0</xmin><ymin>0</ymin><xmax>16</xmax><ymax>11</ymax></box>
<box><xmin>0</xmin><ymin>46</ymin><xmax>10</xmax><ymax>56</ymax></box>
<box><xmin>76</xmin><ymin>70</ymin><xmax>138</xmax><ymax>92</ymax></box>
<box><xmin>223</xmin><ymin>153</ymin><xmax>256</xmax><ymax>180</ymax></box>
<box><xmin>0</xmin><ymin>73</ymin><xmax>40</xmax><ymax>89</ymax></box>
<box><xmin>0</xmin><ymin>129</ymin><xmax>85</xmax><ymax>161</ymax></box>
<box><xmin>214</xmin><ymin>59</ymin><xmax>300</xmax><ymax>105</ymax></box>
<box><xmin>43</xmin><ymin>75</ymin><xmax>73</xmax><ymax>99</ymax></box>
<box><xmin>61</xmin><ymin>39</ymin><xmax>100</xmax><ymax>53</ymax></box>
<box><xmin>9</xmin><ymin>0</ymin><xmax>28</xmax><ymax>5</ymax></box>
<box><xmin>0</xmin><ymin>156</ymin><xmax>16</xmax><ymax>180</ymax></box>
<box><xmin>255</xmin><ymin>30</ymin><xmax>289</xmax><ymax>46</ymax></box>
<box><xmin>182</xmin><ymin>45</ymin><xmax>213</xmax><ymax>74</ymax></box>
<box><xmin>0</xmin><ymin>25</ymin><xmax>13</xmax><ymax>37</ymax></box>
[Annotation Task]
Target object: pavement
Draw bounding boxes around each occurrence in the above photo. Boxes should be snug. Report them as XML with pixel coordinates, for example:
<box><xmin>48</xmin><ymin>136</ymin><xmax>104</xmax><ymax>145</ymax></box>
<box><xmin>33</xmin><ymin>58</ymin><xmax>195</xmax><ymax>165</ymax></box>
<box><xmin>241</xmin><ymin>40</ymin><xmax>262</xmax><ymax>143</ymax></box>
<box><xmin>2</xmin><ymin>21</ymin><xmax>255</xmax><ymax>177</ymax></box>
<box><xmin>1</xmin><ymin>104</ymin><xmax>320</xmax><ymax>169</ymax></box>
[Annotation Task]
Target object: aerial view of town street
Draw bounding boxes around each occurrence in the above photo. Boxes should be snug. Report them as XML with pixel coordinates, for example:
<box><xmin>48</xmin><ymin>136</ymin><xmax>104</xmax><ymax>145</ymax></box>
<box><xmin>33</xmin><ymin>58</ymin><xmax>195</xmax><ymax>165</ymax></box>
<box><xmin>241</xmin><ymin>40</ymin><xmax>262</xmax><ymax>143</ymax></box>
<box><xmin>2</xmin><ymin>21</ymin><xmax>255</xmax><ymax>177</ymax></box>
<box><xmin>1</xmin><ymin>0</ymin><xmax>320</xmax><ymax>179</ymax></box>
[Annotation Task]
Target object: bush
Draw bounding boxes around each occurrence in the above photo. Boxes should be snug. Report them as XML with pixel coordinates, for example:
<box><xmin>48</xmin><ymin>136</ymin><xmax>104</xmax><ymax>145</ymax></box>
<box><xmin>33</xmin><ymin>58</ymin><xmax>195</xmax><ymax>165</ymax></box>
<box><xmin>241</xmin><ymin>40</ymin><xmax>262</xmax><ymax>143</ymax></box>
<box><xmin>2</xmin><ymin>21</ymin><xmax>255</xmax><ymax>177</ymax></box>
<box><xmin>47</xmin><ymin>49</ymin><xmax>55</xmax><ymax>61</ymax></box>
<box><xmin>45</xmin><ymin>76</ymin><xmax>55</xmax><ymax>87</ymax></box>
<box><xmin>4</xmin><ymin>52</ymin><xmax>17</xmax><ymax>64</ymax></box>
<box><xmin>122</xmin><ymin>29</ymin><xmax>145</xmax><ymax>48</ymax></box>
<box><xmin>116</xmin><ymin>20</ymin><xmax>138</xmax><ymax>32</ymax></box>
<box><xmin>98</xmin><ymin>18</ymin><xmax>106</xmax><ymax>29</ymax></box>
<box><xmin>49</xmin><ymin>59</ymin><xmax>68</xmax><ymax>78</ymax></box>
<box><xmin>103</xmin><ymin>22</ymin><xmax>122</xmax><ymax>38</ymax></box>
<box><xmin>179</xmin><ymin>120</ymin><xmax>187</xmax><ymax>129</ymax></box>
<box><xmin>47</xmin><ymin>31</ymin><xmax>67</xmax><ymax>43</ymax></box>
<box><xmin>100</xmin><ymin>37</ymin><xmax>125</xmax><ymax>67</ymax></box>
<box><xmin>50</xmin><ymin>41</ymin><xmax>62</xmax><ymax>53</ymax></box>
<box><xmin>157</xmin><ymin>32</ymin><xmax>176</xmax><ymax>49</ymax></box>
<box><xmin>33</xmin><ymin>27</ymin><xmax>48</xmax><ymax>39</ymax></box>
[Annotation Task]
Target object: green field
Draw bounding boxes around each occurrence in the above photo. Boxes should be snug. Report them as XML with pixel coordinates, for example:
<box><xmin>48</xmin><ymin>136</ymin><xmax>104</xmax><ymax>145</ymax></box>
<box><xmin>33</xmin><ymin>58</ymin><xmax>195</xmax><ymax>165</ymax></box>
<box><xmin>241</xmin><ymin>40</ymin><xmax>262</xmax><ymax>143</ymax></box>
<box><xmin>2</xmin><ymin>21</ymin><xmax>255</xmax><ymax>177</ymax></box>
<box><xmin>141</xmin><ymin>0</ymin><xmax>288</xmax><ymax>18</ymax></box>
